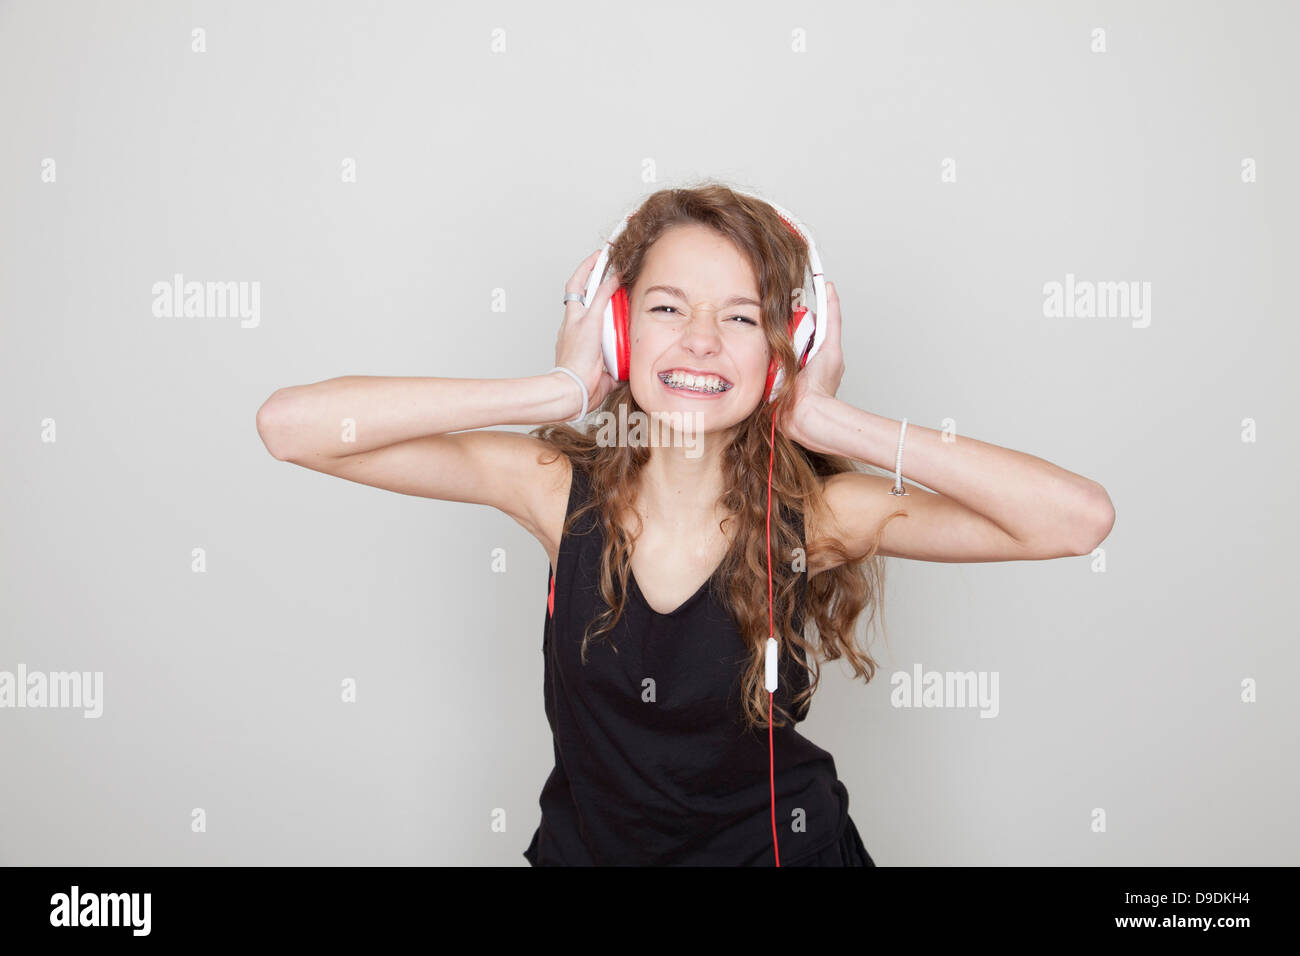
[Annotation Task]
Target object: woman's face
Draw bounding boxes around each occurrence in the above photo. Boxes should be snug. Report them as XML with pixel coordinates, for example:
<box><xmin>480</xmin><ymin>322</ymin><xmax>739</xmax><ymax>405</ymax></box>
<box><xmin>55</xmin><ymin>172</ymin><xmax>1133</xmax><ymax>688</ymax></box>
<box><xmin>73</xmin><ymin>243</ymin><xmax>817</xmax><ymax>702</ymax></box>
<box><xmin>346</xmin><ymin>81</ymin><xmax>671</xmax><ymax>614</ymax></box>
<box><xmin>627</xmin><ymin>224</ymin><xmax>770</xmax><ymax>430</ymax></box>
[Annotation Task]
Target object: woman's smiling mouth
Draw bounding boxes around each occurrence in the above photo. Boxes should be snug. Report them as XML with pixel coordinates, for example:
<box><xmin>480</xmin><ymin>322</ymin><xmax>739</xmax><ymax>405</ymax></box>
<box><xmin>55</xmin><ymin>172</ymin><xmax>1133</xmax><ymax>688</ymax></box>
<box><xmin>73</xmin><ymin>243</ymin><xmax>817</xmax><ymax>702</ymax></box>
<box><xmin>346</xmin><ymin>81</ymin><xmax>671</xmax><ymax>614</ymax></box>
<box><xmin>657</xmin><ymin>369</ymin><xmax>733</xmax><ymax>396</ymax></box>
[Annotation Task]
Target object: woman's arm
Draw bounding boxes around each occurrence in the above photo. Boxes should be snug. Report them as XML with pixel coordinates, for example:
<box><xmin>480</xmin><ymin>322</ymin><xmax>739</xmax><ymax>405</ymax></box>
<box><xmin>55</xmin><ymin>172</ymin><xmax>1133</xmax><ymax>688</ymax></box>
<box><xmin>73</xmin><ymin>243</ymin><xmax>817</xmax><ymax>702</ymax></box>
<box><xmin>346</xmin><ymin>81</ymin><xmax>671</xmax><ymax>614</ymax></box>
<box><xmin>783</xmin><ymin>282</ymin><xmax>1113</xmax><ymax>568</ymax></box>
<box><xmin>255</xmin><ymin>372</ymin><xmax>582</xmax><ymax>463</ymax></box>
<box><xmin>794</xmin><ymin>397</ymin><xmax>1116</xmax><ymax>565</ymax></box>
<box><xmin>256</xmin><ymin>249</ymin><xmax>618</xmax><ymax>465</ymax></box>
<box><xmin>253</xmin><ymin>251</ymin><xmax>622</xmax><ymax>560</ymax></box>
<box><xmin>254</xmin><ymin>374</ymin><xmax>583</xmax><ymax>558</ymax></box>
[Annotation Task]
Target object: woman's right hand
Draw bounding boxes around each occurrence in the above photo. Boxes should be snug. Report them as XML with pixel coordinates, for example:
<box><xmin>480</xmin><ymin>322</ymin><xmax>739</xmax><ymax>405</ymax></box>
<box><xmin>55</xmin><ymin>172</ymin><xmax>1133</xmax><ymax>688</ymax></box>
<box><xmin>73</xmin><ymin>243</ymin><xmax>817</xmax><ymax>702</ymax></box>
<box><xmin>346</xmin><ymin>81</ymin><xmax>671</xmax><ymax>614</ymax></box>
<box><xmin>555</xmin><ymin>249</ymin><xmax>621</xmax><ymax>413</ymax></box>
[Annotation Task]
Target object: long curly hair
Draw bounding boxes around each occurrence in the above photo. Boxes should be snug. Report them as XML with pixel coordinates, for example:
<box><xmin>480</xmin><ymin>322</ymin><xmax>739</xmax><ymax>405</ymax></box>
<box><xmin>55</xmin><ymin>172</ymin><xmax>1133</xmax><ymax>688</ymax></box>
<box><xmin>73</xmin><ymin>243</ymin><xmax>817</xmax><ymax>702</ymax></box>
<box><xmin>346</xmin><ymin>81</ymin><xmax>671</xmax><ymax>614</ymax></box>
<box><xmin>531</xmin><ymin>181</ymin><xmax>904</xmax><ymax>732</ymax></box>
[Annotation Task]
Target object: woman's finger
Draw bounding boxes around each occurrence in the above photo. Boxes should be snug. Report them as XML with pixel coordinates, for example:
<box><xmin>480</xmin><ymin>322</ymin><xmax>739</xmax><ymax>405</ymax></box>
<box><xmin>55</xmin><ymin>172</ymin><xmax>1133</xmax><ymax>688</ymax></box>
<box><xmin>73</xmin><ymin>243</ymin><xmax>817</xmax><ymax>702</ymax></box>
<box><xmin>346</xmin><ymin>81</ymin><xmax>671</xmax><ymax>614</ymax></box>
<box><xmin>566</xmin><ymin>249</ymin><xmax>601</xmax><ymax>291</ymax></box>
<box><xmin>568</xmin><ymin>270</ymin><xmax>619</xmax><ymax>324</ymax></box>
<box><xmin>823</xmin><ymin>279</ymin><xmax>842</xmax><ymax>352</ymax></box>
<box><xmin>587</xmin><ymin>271</ymin><xmax>621</xmax><ymax>314</ymax></box>
<box><xmin>563</xmin><ymin>249</ymin><xmax>605</xmax><ymax>318</ymax></box>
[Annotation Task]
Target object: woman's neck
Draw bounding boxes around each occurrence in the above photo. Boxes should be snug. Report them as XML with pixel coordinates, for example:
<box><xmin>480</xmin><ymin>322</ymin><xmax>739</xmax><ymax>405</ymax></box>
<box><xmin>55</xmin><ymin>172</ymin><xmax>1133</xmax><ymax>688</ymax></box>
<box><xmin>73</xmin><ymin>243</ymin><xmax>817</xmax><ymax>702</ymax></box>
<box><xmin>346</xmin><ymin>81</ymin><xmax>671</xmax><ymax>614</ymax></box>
<box><xmin>634</xmin><ymin>441</ymin><xmax>729</xmax><ymax>529</ymax></box>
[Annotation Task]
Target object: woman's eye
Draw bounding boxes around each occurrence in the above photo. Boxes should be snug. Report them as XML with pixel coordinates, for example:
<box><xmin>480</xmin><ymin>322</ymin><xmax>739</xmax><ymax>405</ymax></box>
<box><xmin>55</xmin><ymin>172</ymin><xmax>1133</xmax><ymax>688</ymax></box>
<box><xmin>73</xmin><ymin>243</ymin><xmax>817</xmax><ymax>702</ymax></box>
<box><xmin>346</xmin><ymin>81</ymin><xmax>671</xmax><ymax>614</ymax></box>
<box><xmin>651</xmin><ymin>305</ymin><xmax>757</xmax><ymax>325</ymax></box>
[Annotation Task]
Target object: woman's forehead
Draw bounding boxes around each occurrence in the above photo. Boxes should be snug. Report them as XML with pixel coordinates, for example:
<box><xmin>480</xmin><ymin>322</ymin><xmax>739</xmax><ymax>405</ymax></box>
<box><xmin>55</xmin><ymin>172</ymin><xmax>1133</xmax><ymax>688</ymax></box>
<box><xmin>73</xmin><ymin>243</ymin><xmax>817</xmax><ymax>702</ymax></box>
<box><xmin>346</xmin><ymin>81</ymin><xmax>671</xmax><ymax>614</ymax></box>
<box><xmin>636</xmin><ymin>228</ymin><xmax>759</xmax><ymax>299</ymax></box>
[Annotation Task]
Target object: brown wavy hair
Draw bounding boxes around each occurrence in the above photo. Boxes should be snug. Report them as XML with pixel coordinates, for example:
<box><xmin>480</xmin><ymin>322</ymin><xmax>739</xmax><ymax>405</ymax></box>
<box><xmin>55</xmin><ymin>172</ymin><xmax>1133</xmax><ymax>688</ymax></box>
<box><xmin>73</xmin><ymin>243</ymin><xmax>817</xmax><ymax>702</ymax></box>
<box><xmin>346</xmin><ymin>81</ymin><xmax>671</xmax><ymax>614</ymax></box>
<box><xmin>531</xmin><ymin>181</ymin><xmax>904</xmax><ymax>732</ymax></box>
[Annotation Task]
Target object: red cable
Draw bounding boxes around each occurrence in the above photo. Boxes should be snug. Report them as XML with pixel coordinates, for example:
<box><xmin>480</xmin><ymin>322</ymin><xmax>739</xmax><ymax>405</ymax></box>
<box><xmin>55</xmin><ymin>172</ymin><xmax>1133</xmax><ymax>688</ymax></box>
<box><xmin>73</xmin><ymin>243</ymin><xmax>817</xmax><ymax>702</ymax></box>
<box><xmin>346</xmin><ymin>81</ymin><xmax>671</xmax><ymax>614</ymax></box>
<box><xmin>767</xmin><ymin>409</ymin><xmax>780</xmax><ymax>867</ymax></box>
<box><xmin>769</xmin><ymin>691</ymin><xmax>779</xmax><ymax>867</ymax></box>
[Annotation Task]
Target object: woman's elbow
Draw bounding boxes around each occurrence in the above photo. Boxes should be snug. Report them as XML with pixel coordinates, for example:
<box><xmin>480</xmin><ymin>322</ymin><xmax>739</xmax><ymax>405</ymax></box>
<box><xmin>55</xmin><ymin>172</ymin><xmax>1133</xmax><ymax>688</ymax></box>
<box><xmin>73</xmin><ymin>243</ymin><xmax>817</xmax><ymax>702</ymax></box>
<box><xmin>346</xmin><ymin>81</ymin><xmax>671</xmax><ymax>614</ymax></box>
<box><xmin>256</xmin><ymin>388</ymin><xmax>297</xmax><ymax>461</ymax></box>
<box><xmin>1078</xmin><ymin>483</ymin><xmax>1116</xmax><ymax>554</ymax></box>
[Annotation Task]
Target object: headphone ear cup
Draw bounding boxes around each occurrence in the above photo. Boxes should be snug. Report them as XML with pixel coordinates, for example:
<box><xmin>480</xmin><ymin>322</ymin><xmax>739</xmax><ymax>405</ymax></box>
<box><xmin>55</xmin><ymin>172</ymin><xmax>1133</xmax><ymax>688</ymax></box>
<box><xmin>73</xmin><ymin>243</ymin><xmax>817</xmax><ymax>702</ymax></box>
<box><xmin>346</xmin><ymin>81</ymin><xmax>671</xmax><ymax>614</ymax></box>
<box><xmin>613</xmin><ymin>287</ymin><xmax>631</xmax><ymax>380</ymax></box>
<box><xmin>763</xmin><ymin>356</ymin><xmax>780</xmax><ymax>403</ymax></box>
<box><xmin>765</xmin><ymin>311</ymin><xmax>802</xmax><ymax>403</ymax></box>
<box><xmin>791</xmin><ymin>306</ymin><xmax>816</xmax><ymax>369</ymax></box>
<box><xmin>601</xmin><ymin>286</ymin><xmax>631</xmax><ymax>381</ymax></box>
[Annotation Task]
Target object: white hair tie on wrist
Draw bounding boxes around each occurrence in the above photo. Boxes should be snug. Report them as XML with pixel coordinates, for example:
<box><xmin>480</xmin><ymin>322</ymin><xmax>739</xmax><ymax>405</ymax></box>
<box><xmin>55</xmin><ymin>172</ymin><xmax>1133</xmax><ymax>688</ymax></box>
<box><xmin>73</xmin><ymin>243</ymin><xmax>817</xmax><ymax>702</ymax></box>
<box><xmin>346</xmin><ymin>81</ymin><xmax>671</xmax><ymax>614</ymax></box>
<box><xmin>550</xmin><ymin>366</ymin><xmax>589</xmax><ymax>425</ymax></box>
<box><xmin>890</xmin><ymin>417</ymin><xmax>909</xmax><ymax>495</ymax></box>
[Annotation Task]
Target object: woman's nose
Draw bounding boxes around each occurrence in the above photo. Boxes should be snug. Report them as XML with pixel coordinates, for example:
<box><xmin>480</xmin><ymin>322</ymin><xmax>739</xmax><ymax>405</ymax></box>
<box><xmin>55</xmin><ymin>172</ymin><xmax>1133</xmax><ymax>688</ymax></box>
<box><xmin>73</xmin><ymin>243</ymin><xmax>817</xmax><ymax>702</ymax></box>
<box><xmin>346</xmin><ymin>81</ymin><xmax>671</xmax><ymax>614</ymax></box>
<box><xmin>681</xmin><ymin>307</ymin><xmax>722</xmax><ymax>351</ymax></box>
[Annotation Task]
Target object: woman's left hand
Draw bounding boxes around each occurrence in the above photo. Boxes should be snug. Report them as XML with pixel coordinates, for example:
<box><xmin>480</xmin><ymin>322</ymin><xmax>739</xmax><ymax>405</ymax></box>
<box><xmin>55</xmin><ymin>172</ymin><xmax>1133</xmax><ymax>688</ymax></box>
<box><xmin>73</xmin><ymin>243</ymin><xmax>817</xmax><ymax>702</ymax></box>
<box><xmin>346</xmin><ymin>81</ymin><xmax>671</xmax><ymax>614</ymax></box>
<box><xmin>780</xmin><ymin>280</ymin><xmax>845</xmax><ymax>444</ymax></box>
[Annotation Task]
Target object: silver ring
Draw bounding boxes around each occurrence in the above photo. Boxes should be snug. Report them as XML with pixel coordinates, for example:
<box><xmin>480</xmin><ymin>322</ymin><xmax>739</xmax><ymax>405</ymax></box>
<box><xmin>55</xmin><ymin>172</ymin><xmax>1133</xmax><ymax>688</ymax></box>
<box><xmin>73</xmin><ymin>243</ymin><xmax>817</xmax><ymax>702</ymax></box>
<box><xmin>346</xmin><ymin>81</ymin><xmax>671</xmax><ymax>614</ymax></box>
<box><xmin>563</xmin><ymin>292</ymin><xmax>585</xmax><ymax>305</ymax></box>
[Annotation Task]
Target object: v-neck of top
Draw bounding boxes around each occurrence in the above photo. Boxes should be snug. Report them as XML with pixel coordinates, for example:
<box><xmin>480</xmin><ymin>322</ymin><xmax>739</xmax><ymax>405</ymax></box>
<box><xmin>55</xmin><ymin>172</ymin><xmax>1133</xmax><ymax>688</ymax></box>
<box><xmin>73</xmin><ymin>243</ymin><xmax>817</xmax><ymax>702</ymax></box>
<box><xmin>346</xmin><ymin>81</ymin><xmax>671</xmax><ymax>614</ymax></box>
<box><xmin>629</xmin><ymin>560</ymin><xmax>725</xmax><ymax>618</ymax></box>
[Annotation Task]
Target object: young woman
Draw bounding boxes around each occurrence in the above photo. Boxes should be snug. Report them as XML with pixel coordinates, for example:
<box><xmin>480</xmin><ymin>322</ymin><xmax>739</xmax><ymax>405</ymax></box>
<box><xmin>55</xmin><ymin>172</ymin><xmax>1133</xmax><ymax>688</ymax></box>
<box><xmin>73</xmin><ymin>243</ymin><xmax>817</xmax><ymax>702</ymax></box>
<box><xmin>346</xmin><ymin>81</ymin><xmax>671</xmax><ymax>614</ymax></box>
<box><xmin>255</xmin><ymin>183</ymin><xmax>1115</xmax><ymax>867</ymax></box>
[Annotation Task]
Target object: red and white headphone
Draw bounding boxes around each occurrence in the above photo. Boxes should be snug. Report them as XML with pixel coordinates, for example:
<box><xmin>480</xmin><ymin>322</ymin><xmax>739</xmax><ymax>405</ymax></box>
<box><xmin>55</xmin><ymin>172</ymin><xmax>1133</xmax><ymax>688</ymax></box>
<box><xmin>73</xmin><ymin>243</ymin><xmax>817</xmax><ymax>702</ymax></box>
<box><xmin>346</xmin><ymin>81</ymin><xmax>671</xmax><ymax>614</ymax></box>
<box><xmin>578</xmin><ymin>188</ymin><xmax>831</xmax><ymax>865</ymax></box>
<box><xmin>580</xmin><ymin>189</ymin><xmax>830</xmax><ymax>404</ymax></box>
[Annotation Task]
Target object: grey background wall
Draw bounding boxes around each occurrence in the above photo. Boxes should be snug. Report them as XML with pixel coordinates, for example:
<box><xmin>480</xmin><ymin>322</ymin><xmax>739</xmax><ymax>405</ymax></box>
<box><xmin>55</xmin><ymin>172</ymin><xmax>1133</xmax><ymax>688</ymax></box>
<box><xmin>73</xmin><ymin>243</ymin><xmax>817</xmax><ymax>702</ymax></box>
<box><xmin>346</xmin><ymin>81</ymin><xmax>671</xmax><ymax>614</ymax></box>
<box><xmin>1</xmin><ymin>0</ymin><xmax>1295</xmax><ymax>865</ymax></box>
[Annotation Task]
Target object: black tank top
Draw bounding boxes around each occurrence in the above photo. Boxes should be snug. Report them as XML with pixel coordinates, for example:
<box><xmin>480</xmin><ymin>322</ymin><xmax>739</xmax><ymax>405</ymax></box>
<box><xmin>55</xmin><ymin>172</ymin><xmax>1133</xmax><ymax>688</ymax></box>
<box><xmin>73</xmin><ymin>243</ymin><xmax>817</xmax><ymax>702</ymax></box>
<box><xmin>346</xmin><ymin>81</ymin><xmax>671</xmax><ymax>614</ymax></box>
<box><xmin>523</xmin><ymin>457</ymin><xmax>851</xmax><ymax>866</ymax></box>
